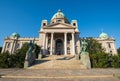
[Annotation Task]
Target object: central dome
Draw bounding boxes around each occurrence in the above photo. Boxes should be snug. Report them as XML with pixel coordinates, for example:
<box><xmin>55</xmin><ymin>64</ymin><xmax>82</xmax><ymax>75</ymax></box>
<box><xmin>51</xmin><ymin>9</ymin><xmax>65</xmax><ymax>19</ymax></box>
<box><xmin>50</xmin><ymin>9</ymin><xmax>69</xmax><ymax>23</ymax></box>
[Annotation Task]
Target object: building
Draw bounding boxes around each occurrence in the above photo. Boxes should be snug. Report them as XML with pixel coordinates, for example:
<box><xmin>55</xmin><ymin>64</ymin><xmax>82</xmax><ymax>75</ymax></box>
<box><xmin>1</xmin><ymin>10</ymin><xmax>117</xmax><ymax>55</ymax></box>
<box><xmin>97</xmin><ymin>32</ymin><xmax>117</xmax><ymax>55</ymax></box>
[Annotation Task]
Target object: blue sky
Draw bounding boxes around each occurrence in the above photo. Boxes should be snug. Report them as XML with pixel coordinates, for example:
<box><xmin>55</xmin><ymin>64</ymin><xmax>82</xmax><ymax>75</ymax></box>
<box><xmin>0</xmin><ymin>0</ymin><xmax>120</xmax><ymax>48</ymax></box>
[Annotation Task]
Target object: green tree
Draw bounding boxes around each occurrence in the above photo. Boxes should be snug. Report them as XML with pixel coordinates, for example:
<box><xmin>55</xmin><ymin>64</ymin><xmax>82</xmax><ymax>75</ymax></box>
<box><xmin>83</xmin><ymin>38</ymin><xmax>103</xmax><ymax>54</ymax></box>
<box><xmin>117</xmin><ymin>48</ymin><xmax>120</xmax><ymax>57</ymax></box>
<box><xmin>111</xmin><ymin>55</ymin><xmax>120</xmax><ymax>68</ymax></box>
<box><xmin>0</xmin><ymin>47</ymin><xmax>2</xmax><ymax>53</ymax></box>
<box><xmin>34</xmin><ymin>44</ymin><xmax>41</xmax><ymax>58</ymax></box>
<box><xmin>15</xmin><ymin>43</ymin><xmax>29</xmax><ymax>68</ymax></box>
<box><xmin>0</xmin><ymin>42</ymin><xmax>41</xmax><ymax>68</ymax></box>
<box><xmin>13</xmin><ymin>43</ymin><xmax>41</xmax><ymax>68</ymax></box>
<box><xmin>83</xmin><ymin>38</ymin><xmax>120</xmax><ymax>68</ymax></box>
<box><xmin>0</xmin><ymin>51</ymin><xmax>10</xmax><ymax>68</ymax></box>
<box><xmin>82</xmin><ymin>38</ymin><xmax>109</xmax><ymax>68</ymax></box>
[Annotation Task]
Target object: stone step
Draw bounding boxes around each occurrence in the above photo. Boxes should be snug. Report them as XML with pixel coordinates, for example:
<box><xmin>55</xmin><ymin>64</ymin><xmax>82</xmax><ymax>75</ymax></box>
<box><xmin>1</xmin><ymin>69</ymin><xmax>120</xmax><ymax>81</ymax></box>
<box><xmin>28</xmin><ymin>55</ymin><xmax>86</xmax><ymax>69</ymax></box>
<box><xmin>1</xmin><ymin>76</ymin><xmax>119</xmax><ymax>81</ymax></box>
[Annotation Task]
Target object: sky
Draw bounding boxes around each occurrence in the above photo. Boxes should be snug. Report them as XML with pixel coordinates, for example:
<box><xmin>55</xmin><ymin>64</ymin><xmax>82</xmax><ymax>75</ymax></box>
<box><xmin>0</xmin><ymin>0</ymin><xmax>120</xmax><ymax>48</ymax></box>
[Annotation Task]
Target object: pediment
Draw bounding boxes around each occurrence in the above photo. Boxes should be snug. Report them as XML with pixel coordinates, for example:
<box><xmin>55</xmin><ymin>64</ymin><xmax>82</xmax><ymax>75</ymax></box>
<box><xmin>43</xmin><ymin>23</ymin><xmax>75</xmax><ymax>29</ymax></box>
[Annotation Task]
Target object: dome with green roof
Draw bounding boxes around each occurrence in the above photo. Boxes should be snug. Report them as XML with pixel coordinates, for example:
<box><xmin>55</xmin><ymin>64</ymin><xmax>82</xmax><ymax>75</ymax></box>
<box><xmin>11</xmin><ymin>32</ymin><xmax>20</xmax><ymax>38</ymax></box>
<box><xmin>51</xmin><ymin>9</ymin><xmax>69</xmax><ymax>23</ymax></box>
<box><xmin>99</xmin><ymin>32</ymin><xmax>109</xmax><ymax>39</ymax></box>
<box><xmin>51</xmin><ymin>9</ymin><xmax>65</xmax><ymax>19</ymax></box>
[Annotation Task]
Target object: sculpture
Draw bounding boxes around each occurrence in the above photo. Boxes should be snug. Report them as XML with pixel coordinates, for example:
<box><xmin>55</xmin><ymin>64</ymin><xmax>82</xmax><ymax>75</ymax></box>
<box><xmin>80</xmin><ymin>40</ymin><xmax>88</xmax><ymax>53</ymax></box>
<box><xmin>24</xmin><ymin>39</ymin><xmax>36</xmax><ymax>68</ymax></box>
<box><xmin>76</xmin><ymin>40</ymin><xmax>88</xmax><ymax>60</ymax></box>
<box><xmin>27</xmin><ymin>40</ymin><xmax>35</xmax><ymax>58</ymax></box>
<box><xmin>79</xmin><ymin>39</ymin><xmax>91</xmax><ymax>69</ymax></box>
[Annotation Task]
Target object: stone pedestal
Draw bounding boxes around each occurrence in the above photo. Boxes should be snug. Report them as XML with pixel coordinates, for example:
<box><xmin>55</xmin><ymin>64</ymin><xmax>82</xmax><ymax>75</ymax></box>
<box><xmin>24</xmin><ymin>52</ymin><xmax>36</xmax><ymax>68</ymax></box>
<box><xmin>38</xmin><ymin>53</ymin><xmax>42</xmax><ymax>59</ymax></box>
<box><xmin>80</xmin><ymin>52</ymin><xmax>91</xmax><ymax>69</ymax></box>
<box><xmin>24</xmin><ymin>61</ymin><xmax>29</xmax><ymax>68</ymax></box>
<box><xmin>75</xmin><ymin>54</ymin><xmax>80</xmax><ymax>60</ymax></box>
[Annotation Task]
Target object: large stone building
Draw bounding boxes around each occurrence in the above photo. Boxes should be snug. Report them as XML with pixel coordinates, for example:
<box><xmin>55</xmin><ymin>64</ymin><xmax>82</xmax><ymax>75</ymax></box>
<box><xmin>1</xmin><ymin>10</ymin><xmax>117</xmax><ymax>55</ymax></box>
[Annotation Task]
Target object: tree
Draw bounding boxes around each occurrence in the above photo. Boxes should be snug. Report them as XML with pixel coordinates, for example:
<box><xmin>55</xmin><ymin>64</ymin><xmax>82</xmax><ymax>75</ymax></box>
<box><xmin>13</xmin><ymin>43</ymin><xmax>41</xmax><ymax>68</ymax></box>
<box><xmin>0</xmin><ymin>42</ymin><xmax>41</xmax><ymax>68</ymax></box>
<box><xmin>0</xmin><ymin>47</ymin><xmax>2</xmax><ymax>53</ymax></box>
<box><xmin>117</xmin><ymin>48</ymin><xmax>120</xmax><ymax>57</ymax></box>
<box><xmin>82</xmin><ymin>38</ymin><xmax>109</xmax><ymax>68</ymax></box>
<box><xmin>82</xmin><ymin>38</ymin><xmax>120</xmax><ymax>68</ymax></box>
<box><xmin>0</xmin><ymin>51</ymin><xmax>10</xmax><ymax>68</ymax></box>
<box><xmin>83</xmin><ymin>38</ymin><xmax>103</xmax><ymax>54</ymax></box>
<box><xmin>14</xmin><ymin>43</ymin><xmax>29</xmax><ymax>68</ymax></box>
<box><xmin>34</xmin><ymin>44</ymin><xmax>41</xmax><ymax>58</ymax></box>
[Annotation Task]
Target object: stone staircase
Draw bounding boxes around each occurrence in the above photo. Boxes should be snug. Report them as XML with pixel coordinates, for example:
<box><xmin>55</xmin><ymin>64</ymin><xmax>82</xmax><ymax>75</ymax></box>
<box><xmin>28</xmin><ymin>55</ymin><xmax>86</xmax><ymax>69</ymax></box>
<box><xmin>1</xmin><ymin>55</ymin><xmax>120</xmax><ymax>81</ymax></box>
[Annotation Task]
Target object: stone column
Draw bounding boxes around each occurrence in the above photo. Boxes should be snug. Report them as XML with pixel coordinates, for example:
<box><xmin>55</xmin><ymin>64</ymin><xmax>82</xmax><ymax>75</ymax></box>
<box><xmin>1</xmin><ymin>42</ymin><xmax>6</xmax><ymax>53</ymax></box>
<box><xmin>11</xmin><ymin>40</ymin><xmax>16</xmax><ymax>54</ymax></box>
<box><xmin>72</xmin><ymin>33</ymin><xmax>75</xmax><ymax>55</ymax></box>
<box><xmin>50</xmin><ymin>32</ymin><xmax>54</xmax><ymax>55</ymax></box>
<box><xmin>64</xmin><ymin>33</ymin><xmax>67</xmax><ymax>55</ymax></box>
<box><xmin>45</xmin><ymin>34</ymin><xmax>48</xmax><ymax>54</ymax></box>
<box><xmin>43</xmin><ymin>33</ymin><xmax>46</xmax><ymax>55</ymax></box>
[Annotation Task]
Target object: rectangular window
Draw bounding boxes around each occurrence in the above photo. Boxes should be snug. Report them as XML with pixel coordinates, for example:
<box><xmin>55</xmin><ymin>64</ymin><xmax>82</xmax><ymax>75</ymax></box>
<box><xmin>73</xmin><ymin>23</ymin><xmax>76</xmax><ymax>26</ymax></box>
<box><xmin>108</xmin><ymin>43</ymin><xmax>111</xmax><ymax>48</ymax></box>
<box><xmin>43</xmin><ymin>23</ymin><xmax>46</xmax><ymax>26</ymax></box>
<box><xmin>7</xmin><ymin>42</ymin><xmax>11</xmax><ymax>48</ymax></box>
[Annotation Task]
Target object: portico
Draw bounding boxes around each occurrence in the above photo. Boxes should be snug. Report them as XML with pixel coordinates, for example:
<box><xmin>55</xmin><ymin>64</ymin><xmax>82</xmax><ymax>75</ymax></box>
<box><xmin>39</xmin><ymin>10</ymin><xmax>80</xmax><ymax>55</ymax></box>
<box><xmin>42</xmin><ymin>32</ymin><xmax>76</xmax><ymax>55</ymax></box>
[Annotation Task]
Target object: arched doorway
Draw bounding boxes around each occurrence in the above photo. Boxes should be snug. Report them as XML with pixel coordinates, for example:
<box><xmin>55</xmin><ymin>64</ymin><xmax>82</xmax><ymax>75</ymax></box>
<box><xmin>55</xmin><ymin>39</ymin><xmax>63</xmax><ymax>55</ymax></box>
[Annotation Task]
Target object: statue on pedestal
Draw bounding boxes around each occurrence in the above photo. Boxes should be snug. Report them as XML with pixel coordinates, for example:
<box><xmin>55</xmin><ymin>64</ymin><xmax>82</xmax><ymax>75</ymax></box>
<box><xmin>79</xmin><ymin>39</ymin><xmax>91</xmax><ymax>69</ymax></box>
<box><xmin>24</xmin><ymin>39</ymin><xmax>36</xmax><ymax>68</ymax></box>
<box><xmin>27</xmin><ymin>40</ymin><xmax>35</xmax><ymax>59</ymax></box>
<box><xmin>80</xmin><ymin>40</ymin><xmax>88</xmax><ymax>53</ymax></box>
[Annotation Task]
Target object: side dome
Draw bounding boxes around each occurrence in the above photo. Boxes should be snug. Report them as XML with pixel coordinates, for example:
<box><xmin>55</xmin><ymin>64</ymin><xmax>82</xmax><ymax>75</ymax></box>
<box><xmin>99</xmin><ymin>32</ymin><xmax>109</xmax><ymax>39</ymax></box>
<box><xmin>50</xmin><ymin>9</ymin><xmax>69</xmax><ymax>23</ymax></box>
<box><xmin>11</xmin><ymin>32</ymin><xmax>20</xmax><ymax>38</ymax></box>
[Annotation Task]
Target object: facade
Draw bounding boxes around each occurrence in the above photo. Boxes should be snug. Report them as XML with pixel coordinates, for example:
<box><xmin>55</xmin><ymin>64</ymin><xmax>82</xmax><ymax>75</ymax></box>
<box><xmin>97</xmin><ymin>32</ymin><xmax>117</xmax><ymax>55</ymax></box>
<box><xmin>1</xmin><ymin>10</ymin><xmax>117</xmax><ymax>55</ymax></box>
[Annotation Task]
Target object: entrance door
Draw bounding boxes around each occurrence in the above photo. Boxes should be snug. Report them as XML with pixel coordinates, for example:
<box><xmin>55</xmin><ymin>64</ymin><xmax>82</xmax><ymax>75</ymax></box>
<box><xmin>55</xmin><ymin>39</ymin><xmax>63</xmax><ymax>55</ymax></box>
